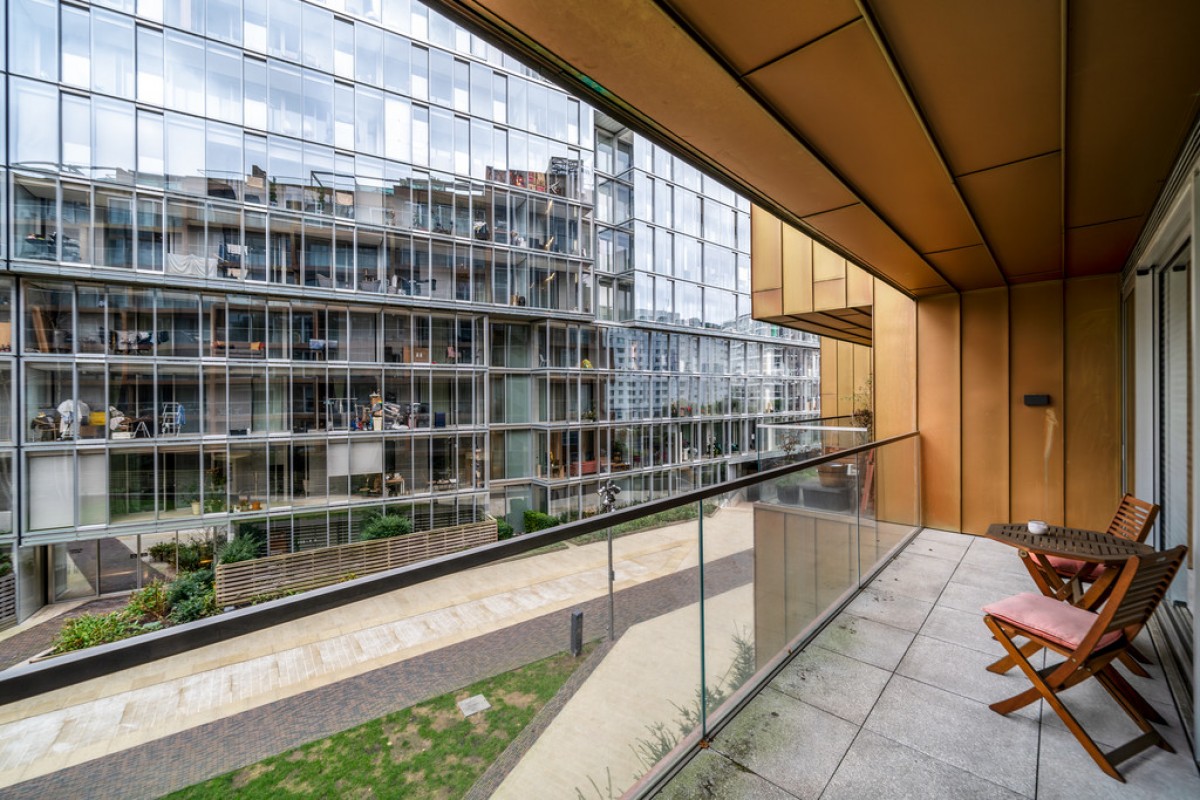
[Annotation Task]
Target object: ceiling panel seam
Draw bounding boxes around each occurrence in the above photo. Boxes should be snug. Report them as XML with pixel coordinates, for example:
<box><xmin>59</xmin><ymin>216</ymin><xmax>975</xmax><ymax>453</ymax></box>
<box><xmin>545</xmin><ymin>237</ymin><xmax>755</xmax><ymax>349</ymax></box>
<box><xmin>856</xmin><ymin>0</ymin><xmax>1007</xmax><ymax>290</ymax></box>
<box><xmin>954</xmin><ymin>149</ymin><xmax>1063</xmax><ymax>180</ymax></box>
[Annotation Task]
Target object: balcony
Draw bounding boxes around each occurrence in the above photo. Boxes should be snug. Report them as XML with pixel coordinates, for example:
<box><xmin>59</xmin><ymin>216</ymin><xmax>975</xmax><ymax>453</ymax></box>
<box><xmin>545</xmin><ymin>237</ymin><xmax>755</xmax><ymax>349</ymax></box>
<box><xmin>654</xmin><ymin>529</ymin><xmax>1200</xmax><ymax>798</ymax></box>
<box><xmin>0</xmin><ymin>437</ymin><xmax>1194</xmax><ymax>797</ymax></box>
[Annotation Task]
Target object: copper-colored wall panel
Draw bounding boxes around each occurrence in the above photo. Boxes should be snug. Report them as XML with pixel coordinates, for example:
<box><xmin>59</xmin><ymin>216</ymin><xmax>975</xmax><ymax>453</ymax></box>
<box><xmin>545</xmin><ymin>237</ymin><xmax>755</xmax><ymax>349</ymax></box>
<box><xmin>837</xmin><ymin>340</ymin><xmax>856</xmax><ymax>416</ymax></box>
<box><xmin>853</xmin><ymin>344</ymin><xmax>872</xmax><ymax>414</ymax></box>
<box><xmin>753</xmin><ymin>289</ymin><xmax>783</xmax><ymax>318</ymax></box>
<box><xmin>1009</xmin><ymin>282</ymin><xmax>1065</xmax><ymax>525</ymax></box>
<box><xmin>749</xmin><ymin>20</ymin><xmax>980</xmax><ymax>255</ymax></box>
<box><xmin>873</xmin><ymin>280</ymin><xmax>919</xmax><ymax>526</ymax></box>
<box><xmin>820</xmin><ymin>338</ymin><xmax>839</xmax><ymax>414</ymax></box>
<box><xmin>870</xmin><ymin>0</ymin><xmax>1060</xmax><ymax>176</ymax></box>
<box><xmin>874</xmin><ymin>280</ymin><xmax>917</xmax><ymax>437</ymax></box>
<box><xmin>960</xmin><ymin>288</ymin><xmax>1010</xmax><ymax>533</ymax></box>
<box><xmin>752</xmin><ymin>207</ymin><xmax>783</xmax><ymax>291</ymax></box>
<box><xmin>1064</xmin><ymin>275</ymin><xmax>1121</xmax><ymax>531</ymax></box>
<box><xmin>958</xmin><ymin>152</ymin><xmax>1062</xmax><ymax>282</ymax></box>
<box><xmin>813</xmin><ymin>241</ymin><xmax>845</xmax><ymax>281</ymax></box>
<box><xmin>814</xmin><ymin>279</ymin><xmax>847</xmax><ymax>311</ymax></box>
<box><xmin>917</xmin><ymin>294</ymin><xmax>962</xmax><ymax>531</ymax></box>
<box><xmin>782</xmin><ymin>223</ymin><xmax>814</xmax><ymax>314</ymax></box>
<box><xmin>846</xmin><ymin>263</ymin><xmax>874</xmax><ymax>308</ymax></box>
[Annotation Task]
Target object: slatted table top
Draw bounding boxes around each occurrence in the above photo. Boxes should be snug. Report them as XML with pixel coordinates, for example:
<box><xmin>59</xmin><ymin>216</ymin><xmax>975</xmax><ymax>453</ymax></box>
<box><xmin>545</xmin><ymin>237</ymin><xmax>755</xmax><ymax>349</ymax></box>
<box><xmin>985</xmin><ymin>523</ymin><xmax>1153</xmax><ymax>562</ymax></box>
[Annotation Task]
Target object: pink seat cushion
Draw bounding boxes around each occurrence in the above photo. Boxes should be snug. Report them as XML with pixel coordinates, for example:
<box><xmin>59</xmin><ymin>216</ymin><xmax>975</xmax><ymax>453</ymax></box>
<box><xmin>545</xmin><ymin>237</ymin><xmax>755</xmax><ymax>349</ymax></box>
<box><xmin>1044</xmin><ymin>555</ymin><xmax>1104</xmax><ymax>582</ymax></box>
<box><xmin>983</xmin><ymin>592</ymin><xmax>1121</xmax><ymax>651</ymax></box>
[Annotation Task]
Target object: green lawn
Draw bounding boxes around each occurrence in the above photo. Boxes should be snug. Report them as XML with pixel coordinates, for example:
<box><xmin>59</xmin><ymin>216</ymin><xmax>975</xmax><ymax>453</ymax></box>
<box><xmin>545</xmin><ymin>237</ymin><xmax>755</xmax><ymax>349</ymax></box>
<box><xmin>163</xmin><ymin>648</ymin><xmax>590</xmax><ymax>799</ymax></box>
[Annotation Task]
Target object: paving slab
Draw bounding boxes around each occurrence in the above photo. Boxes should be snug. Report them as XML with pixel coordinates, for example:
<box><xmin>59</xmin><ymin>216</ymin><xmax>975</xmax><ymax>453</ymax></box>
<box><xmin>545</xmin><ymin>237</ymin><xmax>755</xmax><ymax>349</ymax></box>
<box><xmin>708</xmin><ymin>687</ymin><xmax>857</xmax><ymax>799</ymax></box>
<box><xmin>822</xmin><ymin>728</ymin><xmax>1028</xmax><ymax>800</ymax></box>
<box><xmin>654</xmin><ymin>749</ymin><xmax>796</xmax><ymax>800</ymax></box>
<box><xmin>843</xmin><ymin>585</ymin><xmax>934</xmax><ymax>633</ymax></box>
<box><xmin>864</xmin><ymin>674</ymin><xmax>1040</xmax><ymax>796</ymax></box>
<box><xmin>769</xmin><ymin>644</ymin><xmax>891</xmax><ymax>726</ymax></box>
<box><xmin>896</xmin><ymin>634</ymin><xmax>1042</xmax><ymax>721</ymax></box>
<box><xmin>810</xmin><ymin>612</ymin><xmax>916</xmax><ymax>671</ymax></box>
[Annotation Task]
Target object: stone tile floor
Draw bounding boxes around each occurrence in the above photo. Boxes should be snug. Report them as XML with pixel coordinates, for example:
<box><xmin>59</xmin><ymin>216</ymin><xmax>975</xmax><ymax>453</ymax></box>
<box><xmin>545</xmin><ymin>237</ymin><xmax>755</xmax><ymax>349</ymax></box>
<box><xmin>655</xmin><ymin>529</ymin><xmax>1200</xmax><ymax>799</ymax></box>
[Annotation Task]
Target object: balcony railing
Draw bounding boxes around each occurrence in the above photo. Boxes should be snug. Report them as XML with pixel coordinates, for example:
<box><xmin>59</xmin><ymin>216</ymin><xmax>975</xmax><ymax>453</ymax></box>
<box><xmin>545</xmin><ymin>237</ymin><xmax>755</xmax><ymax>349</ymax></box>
<box><xmin>0</xmin><ymin>433</ymin><xmax>921</xmax><ymax>798</ymax></box>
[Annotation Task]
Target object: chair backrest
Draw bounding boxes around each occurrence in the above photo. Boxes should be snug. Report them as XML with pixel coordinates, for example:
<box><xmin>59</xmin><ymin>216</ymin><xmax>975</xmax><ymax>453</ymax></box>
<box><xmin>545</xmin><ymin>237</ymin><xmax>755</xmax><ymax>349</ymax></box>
<box><xmin>1105</xmin><ymin>494</ymin><xmax>1159</xmax><ymax>542</ymax></box>
<box><xmin>1094</xmin><ymin>545</ymin><xmax>1187</xmax><ymax>645</ymax></box>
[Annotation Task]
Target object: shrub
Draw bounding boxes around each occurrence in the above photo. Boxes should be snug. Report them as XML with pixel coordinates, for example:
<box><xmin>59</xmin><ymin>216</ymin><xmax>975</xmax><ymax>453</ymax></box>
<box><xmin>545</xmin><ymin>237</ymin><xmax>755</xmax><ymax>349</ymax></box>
<box><xmin>496</xmin><ymin>518</ymin><xmax>514</xmax><ymax>540</ymax></box>
<box><xmin>167</xmin><ymin>568</ymin><xmax>216</xmax><ymax>623</ymax></box>
<box><xmin>0</xmin><ymin>553</ymin><xmax>12</xmax><ymax>577</ymax></box>
<box><xmin>360</xmin><ymin>513</ymin><xmax>413</xmax><ymax>540</ymax></box>
<box><xmin>524</xmin><ymin>510</ymin><xmax>560</xmax><ymax>532</ymax></box>
<box><xmin>125</xmin><ymin>581</ymin><xmax>169</xmax><ymax>622</ymax></box>
<box><xmin>52</xmin><ymin>612</ymin><xmax>139</xmax><ymax>654</ymax></box>
<box><xmin>169</xmin><ymin>589</ymin><xmax>216</xmax><ymax>623</ymax></box>
<box><xmin>147</xmin><ymin>542</ymin><xmax>177</xmax><ymax>563</ymax></box>
<box><xmin>219</xmin><ymin>534</ymin><xmax>261</xmax><ymax>564</ymax></box>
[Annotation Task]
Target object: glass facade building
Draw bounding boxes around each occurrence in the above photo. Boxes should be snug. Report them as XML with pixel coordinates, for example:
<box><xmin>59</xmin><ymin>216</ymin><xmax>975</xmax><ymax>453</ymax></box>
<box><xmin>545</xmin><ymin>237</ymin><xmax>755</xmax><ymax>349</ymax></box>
<box><xmin>0</xmin><ymin>0</ymin><xmax>817</xmax><ymax>621</ymax></box>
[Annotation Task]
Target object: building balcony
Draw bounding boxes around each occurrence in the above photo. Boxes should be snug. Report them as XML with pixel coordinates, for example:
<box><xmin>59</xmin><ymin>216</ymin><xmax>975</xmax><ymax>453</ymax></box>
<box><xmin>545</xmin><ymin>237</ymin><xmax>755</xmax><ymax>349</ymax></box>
<box><xmin>654</xmin><ymin>529</ymin><xmax>1200</xmax><ymax>798</ymax></box>
<box><xmin>0</xmin><ymin>437</ymin><xmax>1194</xmax><ymax>797</ymax></box>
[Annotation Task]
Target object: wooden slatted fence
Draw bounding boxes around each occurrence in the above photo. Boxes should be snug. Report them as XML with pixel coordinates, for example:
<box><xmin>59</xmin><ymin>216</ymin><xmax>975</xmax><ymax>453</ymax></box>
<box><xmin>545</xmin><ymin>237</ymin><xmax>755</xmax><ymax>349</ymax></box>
<box><xmin>0</xmin><ymin>573</ymin><xmax>16</xmax><ymax>630</ymax></box>
<box><xmin>215</xmin><ymin>519</ymin><xmax>497</xmax><ymax>607</ymax></box>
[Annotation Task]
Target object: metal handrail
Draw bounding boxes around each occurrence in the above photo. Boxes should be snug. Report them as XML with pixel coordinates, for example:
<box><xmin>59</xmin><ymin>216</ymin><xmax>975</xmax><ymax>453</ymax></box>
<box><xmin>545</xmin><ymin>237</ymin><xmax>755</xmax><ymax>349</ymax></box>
<box><xmin>0</xmin><ymin>432</ymin><xmax>918</xmax><ymax>704</ymax></box>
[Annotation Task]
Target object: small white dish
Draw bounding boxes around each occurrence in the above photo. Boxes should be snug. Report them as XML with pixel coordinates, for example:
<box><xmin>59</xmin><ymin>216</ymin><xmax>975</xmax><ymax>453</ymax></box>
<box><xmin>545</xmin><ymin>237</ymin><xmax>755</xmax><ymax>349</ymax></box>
<box><xmin>1027</xmin><ymin>520</ymin><xmax>1048</xmax><ymax>535</ymax></box>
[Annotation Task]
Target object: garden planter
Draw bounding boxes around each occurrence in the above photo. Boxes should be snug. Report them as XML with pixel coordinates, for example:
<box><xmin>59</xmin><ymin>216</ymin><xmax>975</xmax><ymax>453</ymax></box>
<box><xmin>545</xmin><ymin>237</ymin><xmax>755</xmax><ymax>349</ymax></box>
<box><xmin>776</xmin><ymin>484</ymin><xmax>802</xmax><ymax>505</ymax></box>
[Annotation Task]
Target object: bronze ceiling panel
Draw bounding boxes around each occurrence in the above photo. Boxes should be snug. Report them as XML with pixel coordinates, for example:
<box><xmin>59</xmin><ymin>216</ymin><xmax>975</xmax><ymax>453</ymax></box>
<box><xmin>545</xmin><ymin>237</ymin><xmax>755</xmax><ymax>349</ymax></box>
<box><xmin>461</xmin><ymin>0</ymin><xmax>856</xmax><ymax>217</ymax></box>
<box><xmin>958</xmin><ymin>153</ymin><xmax>1062</xmax><ymax>282</ymax></box>
<box><xmin>804</xmin><ymin>204</ymin><xmax>949</xmax><ymax>294</ymax></box>
<box><xmin>1066</xmin><ymin>218</ymin><xmax>1146</xmax><ymax>278</ymax></box>
<box><xmin>869</xmin><ymin>0</ymin><xmax>1059</xmax><ymax>177</ymax></box>
<box><xmin>666</xmin><ymin>0</ymin><xmax>860</xmax><ymax>76</ymax></box>
<box><xmin>749</xmin><ymin>20</ymin><xmax>980</xmax><ymax>255</ymax></box>
<box><xmin>1067</xmin><ymin>1</ymin><xmax>1200</xmax><ymax>229</ymax></box>
<box><xmin>925</xmin><ymin>245</ymin><xmax>1005</xmax><ymax>292</ymax></box>
<box><xmin>449</xmin><ymin>1</ymin><xmax>1200</xmax><ymax>298</ymax></box>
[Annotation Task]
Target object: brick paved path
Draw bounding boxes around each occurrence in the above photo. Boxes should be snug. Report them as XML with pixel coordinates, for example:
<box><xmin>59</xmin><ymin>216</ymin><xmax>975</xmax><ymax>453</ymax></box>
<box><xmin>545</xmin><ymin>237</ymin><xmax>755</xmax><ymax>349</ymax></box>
<box><xmin>1</xmin><ymin>550</ymin><xmax>751</xmax><ymax>800</ymax></box>
<box><xmin>0</xmin><ymin>597</ymin><xmax>130</xmax><ymax>672</ymax></box>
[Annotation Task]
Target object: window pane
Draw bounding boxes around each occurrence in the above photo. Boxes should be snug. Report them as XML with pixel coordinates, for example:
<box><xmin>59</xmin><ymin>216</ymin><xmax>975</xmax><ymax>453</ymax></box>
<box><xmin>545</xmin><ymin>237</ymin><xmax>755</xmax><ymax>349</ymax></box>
<box><xmin>10</xmin><ymin>79</ymin><xmax>58</xmax><ymax>169</ymax></box>
<box><xmin>93</xmin><ymin>98</ymin><xmax>136</xmax><ymax>184</ymax></box>
<box><xmin>10</xmin><ymin>0</ymin><xmax>57</xmax><ymax>81</ymax></box>
<box><xmin>137</xmin><ymin>26</ymin><xmax>164</xmax><ymax>105</ymax></box>
<box><xmin>61</xmin><ymin>5</ymin><xmax>91</xmax><ymax>89</ymax></box>
<box><xmin>301</xmin><ymin>3</ymin><xmax>333</xmax><ymax>71</ymax></box>
<box><xmin>92</xmin><ymin>10</ymin><xmax>135</xmax><ymax>99</ymax></box>
<box><xmin>164</xmin><ymin>31</ymin><xmax>205</xmax><ymax>115</ymax></box>
<box><xmin>207</xmin><ymin>42</ymin><xmax>243</xmax><ymax>125</ymax></box>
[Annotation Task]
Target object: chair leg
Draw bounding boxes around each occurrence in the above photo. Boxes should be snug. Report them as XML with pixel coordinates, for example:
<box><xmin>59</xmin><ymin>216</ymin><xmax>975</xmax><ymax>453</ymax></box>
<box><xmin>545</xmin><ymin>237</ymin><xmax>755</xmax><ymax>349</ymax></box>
<box><xmin>986</xmin><ymin>638</ymin><xmax>1044</xmax><ymax>674</ymax></box>
<box><xmin>1117</xmin><ymin>649</ymin><xmax>1152</xmax><ymax>679</ymax></box>
<box><xmin>1097</xmin><ymin>666</ymin><xmax>1167</xmax><ymax>725</ymax></box>
<box><xmin>1042</xmin><ymin>682</ymin><xmax>1126</xmax><ymax>782</ymax></box>
<box><xmin>1128</xmin><ymin>641</ymin><xmax>1155</xmax><ymax>665</ymax></box>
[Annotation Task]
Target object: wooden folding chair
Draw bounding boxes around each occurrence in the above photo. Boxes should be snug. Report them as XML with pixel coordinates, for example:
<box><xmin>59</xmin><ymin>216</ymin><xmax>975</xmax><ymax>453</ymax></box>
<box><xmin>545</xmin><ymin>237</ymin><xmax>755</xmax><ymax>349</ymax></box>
<box><xmin>1016</xmin><ymin>494</ymin><xmax>1160</xmax><ymax>677</ymax></box>
<box><xmin>1045</xmin><ymin>494</ymin><xmax>1159</xmax><ymax>592</ymax></box>
<box><xmin>982</xmin><ymin>545</ymin><xmax>1187</xmax><ymax>781</ymax></box>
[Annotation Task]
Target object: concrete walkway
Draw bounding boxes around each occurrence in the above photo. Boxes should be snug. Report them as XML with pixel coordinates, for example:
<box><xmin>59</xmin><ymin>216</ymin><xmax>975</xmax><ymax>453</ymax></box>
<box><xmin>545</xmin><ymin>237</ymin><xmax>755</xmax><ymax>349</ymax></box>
<box><xmin>0</xmin><ymin>504</ymin><xmax>756</xmax><ymax>794</ymax></box>
<box><xmin>654</xmin><ymin>530</ymin><xmax>1200</xmax><ymax>799</ymax></box>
